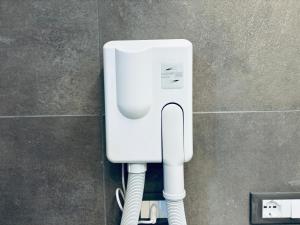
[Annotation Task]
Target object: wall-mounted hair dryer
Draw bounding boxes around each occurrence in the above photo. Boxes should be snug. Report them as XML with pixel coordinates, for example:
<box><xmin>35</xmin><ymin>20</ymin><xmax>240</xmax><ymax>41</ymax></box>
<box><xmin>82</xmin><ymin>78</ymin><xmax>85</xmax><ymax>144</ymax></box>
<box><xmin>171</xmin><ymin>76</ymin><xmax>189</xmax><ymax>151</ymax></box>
<box><xmin>104</xmin><ymin>39</ymin><xmax>193</xmax><ymax>225</ymax></box>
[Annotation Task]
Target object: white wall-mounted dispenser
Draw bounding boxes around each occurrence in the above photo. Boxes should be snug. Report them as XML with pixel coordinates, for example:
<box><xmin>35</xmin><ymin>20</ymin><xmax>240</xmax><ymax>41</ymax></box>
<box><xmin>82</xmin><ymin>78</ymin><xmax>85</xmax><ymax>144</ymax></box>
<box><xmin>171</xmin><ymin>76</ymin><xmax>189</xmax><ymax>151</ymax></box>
<box><xmin>104</xmin><ymin>39</ymin><xmax>193</xmax><ymax>225</ymax></box>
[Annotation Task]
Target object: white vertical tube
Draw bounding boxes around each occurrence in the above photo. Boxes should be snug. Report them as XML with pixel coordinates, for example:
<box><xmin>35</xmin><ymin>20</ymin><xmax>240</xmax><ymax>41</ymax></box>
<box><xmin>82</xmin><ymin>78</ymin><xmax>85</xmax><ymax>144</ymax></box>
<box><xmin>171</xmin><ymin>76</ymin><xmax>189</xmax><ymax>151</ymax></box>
<box><xmin>162</xmin><ymin>104</ymin><xmax>188</xmax><ymax>225</ymax></box>
<box><xmin>162</xmin><ymin>104</ymin><xmax>185</xmax><ymax>200</ymax></box>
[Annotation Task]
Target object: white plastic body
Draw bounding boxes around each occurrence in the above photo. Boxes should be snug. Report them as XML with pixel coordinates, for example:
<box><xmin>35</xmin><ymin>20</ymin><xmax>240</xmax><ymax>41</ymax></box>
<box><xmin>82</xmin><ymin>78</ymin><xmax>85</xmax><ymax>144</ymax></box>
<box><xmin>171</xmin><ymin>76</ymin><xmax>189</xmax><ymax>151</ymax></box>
<box><xmin>292</xmin><ymin>200</ymin><xmax>300</xmax><ymax>218</ymax></box>
<box><xmin>103</xmin><ymin>39</ymin><xmax>193</xmax><ymax>163</ymax></box>
<box><xmin>262</xmin><ymin>199</ymin><xmax>300</xmax><ymax>218</ymax></box>
<box><xmin>115</xmin><ymin>48</ymin><xmax>152</xmax><ymax>119</ymax></box>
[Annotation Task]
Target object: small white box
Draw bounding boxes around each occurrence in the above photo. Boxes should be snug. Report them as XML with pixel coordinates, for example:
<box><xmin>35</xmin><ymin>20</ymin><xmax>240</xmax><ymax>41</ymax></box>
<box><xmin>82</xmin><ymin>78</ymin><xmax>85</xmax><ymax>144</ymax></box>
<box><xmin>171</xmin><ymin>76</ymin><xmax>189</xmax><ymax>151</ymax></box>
<box><xmin>103</xmin><ymin>39</ymin><xmax>193</xmax><ymax>163</ymax></box>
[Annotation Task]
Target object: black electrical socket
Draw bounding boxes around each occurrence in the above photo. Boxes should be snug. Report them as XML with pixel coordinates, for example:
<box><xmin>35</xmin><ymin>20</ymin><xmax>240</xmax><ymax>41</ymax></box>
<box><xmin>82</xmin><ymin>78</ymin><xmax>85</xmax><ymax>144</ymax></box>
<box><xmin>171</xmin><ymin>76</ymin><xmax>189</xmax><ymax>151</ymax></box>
<box><xmin>250</xmin><ymin>192</ymin><xmax>300</xmax><ymax>224</ymax></box>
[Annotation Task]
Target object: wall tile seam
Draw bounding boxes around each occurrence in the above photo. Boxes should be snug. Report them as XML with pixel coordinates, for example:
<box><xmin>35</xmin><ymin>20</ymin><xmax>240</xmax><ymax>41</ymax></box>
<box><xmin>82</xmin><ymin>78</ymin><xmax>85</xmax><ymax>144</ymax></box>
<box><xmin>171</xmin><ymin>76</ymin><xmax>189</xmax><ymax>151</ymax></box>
<box><xmin>0</xmin><ymin>114</ymin><xmax>100</xmax><ymax>118</ymax></box>
<box><xmin>1</xmin><ymin>110</ymin><xmax>300</xmax><ymax>118</ymax></box>
<box><xmin>193</xmin><ymin>109</ymin><xmax>300</xmax><ymax>114</ymax></box>
<box><xmin>96</xmin><ymin>0</ymin><xmax>107</xmax><ymax>224</ymax></box>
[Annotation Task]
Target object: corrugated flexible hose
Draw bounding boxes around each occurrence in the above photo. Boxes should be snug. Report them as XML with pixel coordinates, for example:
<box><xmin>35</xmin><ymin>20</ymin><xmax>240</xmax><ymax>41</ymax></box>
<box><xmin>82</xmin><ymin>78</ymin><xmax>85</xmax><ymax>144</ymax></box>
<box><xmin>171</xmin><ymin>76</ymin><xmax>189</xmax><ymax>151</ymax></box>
<box><xmin>120</xmin><ymin>172</ymin><xmax>145</xmax><ymax>225</ymax></box>
<box><xmin>167</xmin><ymin>200</ymin><xmax>187</xmax><ymax>225</ymax></box>
<box><xmin>120</xmin><ymin>163</ymin><xmax>187</xmax><ymax>225</ymax></box>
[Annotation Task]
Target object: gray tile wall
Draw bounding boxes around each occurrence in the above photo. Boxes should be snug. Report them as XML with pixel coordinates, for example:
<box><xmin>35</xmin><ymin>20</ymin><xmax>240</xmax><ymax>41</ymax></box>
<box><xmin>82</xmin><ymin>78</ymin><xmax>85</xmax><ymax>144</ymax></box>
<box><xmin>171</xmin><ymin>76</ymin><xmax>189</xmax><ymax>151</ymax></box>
<box><xmin>0</xmin><ymin>0</ymin><xmax>105</xmax><ymax>225</ymax></box>
<box><xmin>1</xmin><ymin>0</ymin><xmax>299</xmax><ymax>225</ymax></box>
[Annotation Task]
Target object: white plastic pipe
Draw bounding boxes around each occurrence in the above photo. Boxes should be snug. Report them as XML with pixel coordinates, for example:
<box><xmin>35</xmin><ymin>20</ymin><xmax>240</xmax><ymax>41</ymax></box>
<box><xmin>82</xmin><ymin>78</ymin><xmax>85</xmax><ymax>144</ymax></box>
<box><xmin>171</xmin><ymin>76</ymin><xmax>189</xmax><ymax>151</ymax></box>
<box><xmin>162</xmin><ymin>104</ymin><xmax>188</xmax><ymax>224</ymax></box>
<box><xmin>120</xmin><ymin>164</ymin><xmax>147</xmax><ymax>225</ymax></box>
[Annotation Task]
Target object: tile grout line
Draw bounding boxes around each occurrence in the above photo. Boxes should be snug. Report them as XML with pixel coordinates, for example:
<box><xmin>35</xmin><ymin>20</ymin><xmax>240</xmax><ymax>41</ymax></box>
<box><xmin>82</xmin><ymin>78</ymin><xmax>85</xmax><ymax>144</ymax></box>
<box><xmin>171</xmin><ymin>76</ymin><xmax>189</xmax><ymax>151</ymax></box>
<box><xmin>193</xmin><ymin>109</ymin><xmax>300</xmax><ymax>114</ymax></box>
<box><xmin>96</xmin><ymin>0</ymin><xmax>107</xmax><ymax>223</ymax></box>
<box><xmin>1</xmin><ymin>110</ymin><xmax>300</xmax><ymax>119</ymax></box>
<box><xmin>100</xmin><ymin>124</ymin><xmax>107</xmax><ymax>225</ymax></box>
<box><xmin>0</xmin><ymin>114</ymin><xmax>100</xmax><ymax>119</ymax></box>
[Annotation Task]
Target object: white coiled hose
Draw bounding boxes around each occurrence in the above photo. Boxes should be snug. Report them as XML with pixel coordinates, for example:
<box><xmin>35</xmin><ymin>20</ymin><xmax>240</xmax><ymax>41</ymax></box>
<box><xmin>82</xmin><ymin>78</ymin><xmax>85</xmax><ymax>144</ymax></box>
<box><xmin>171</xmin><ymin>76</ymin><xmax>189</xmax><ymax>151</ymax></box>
<box><xmin>166</xmin><ymin>200</ymin><xmax>187</xmax><ymax>225</ymax></box>
<box><xmin>120</xmin><ymin>164</ymin><xmax>146</xmax><ymax>225</ymax></box>
<box><xmin>118</xmin><ymin>163</ymin><xmax>188</xmax><ymax>225</ymax></box>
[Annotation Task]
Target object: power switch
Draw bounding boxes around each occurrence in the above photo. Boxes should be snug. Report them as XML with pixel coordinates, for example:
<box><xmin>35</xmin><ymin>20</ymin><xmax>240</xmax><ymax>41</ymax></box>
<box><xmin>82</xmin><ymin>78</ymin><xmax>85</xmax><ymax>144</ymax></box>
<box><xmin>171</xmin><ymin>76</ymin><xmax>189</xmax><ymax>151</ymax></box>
<box><xmin>161</xmin><ymin>63</ymin><xmax>183</xmax><ymax>89</ymax></box>
<box><xmin>251</xmin><ymin>192</ymin><xmax>300</xmax><ymax>224</ymax></box>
